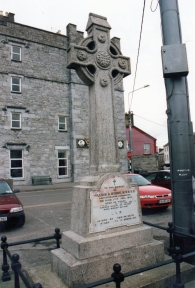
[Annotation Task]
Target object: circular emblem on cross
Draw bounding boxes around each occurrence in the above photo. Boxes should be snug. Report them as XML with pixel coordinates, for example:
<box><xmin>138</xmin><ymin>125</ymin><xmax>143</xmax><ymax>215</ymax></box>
<box><xmin>96</xmin><ymin>51</ymin><xmax>111</xmax><ymax>69</ymax></box>
<box><xmin>98</xmin><ymin>35</ymin><xmax>106</xmax><ymax>43</ymax></box>
<box><xmin>77</xmin><ymin>50</ymin><xmax>87</xmax><ymax>61</ymax></box>
<box><xmin>118</xmin><ymin>59</ymin><xmax>127</xmax><ymax>69</ymax></box>
<box><xmin>100</xmin><ymin>78</ymin><xmax>108</xmax><ymax>87</ymax></box>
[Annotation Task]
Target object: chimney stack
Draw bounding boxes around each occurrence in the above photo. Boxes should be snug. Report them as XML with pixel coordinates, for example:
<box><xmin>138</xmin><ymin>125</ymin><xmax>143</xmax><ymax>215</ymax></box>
<box><xmin>0</xmin><ymin>11</ymin><xmax>15</xmax><ymax>22</ymax></box>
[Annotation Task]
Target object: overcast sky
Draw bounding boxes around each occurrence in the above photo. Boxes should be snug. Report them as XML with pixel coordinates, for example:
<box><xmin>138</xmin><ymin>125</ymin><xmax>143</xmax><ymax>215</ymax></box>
<box><xmin>1</xmin><ymin>0</ymin><xmax>195</xmax><ymax>148</ymax></box>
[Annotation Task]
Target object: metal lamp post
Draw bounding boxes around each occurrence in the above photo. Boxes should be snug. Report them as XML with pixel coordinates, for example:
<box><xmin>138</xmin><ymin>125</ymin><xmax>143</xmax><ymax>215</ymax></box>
<box><xmin>127</xmin><ymin>85</ymin><xmax>150</xmax><ymax>172</ymax></box>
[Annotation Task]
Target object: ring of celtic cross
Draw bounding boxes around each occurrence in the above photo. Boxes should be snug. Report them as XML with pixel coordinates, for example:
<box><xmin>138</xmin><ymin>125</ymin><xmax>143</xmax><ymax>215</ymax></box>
<box><xmin>96</xmin><ymin>51</ymin><xmax>111</xmax><ymax>69</ymax></box>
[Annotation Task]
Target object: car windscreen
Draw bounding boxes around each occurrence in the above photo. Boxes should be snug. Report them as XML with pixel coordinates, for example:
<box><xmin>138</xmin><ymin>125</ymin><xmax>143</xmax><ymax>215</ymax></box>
<box><xmin>0</xmin><ymin>182</ymin><xmax>13</xmax><ymax>194</ymax></box>
<box><xmin>127</xmin><ymin>175</ymin><xmax>151</xmax><ymax>186</ymax></box>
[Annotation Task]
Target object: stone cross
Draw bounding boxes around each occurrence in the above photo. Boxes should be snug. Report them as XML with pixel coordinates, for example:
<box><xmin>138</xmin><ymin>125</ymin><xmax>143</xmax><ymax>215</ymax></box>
<box><xmin>67</xmin><ymin>13</ymin><xmax>131</xmax><ymax>174</ymax></box>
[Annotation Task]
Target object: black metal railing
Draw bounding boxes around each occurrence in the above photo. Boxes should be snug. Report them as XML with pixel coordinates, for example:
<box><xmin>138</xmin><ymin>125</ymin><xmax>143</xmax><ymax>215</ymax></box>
<box><xmin>1</xmin><ymin>223</ymin><xmax>195</xmax><ymax>288</ymax></box>
<box><xmin>78</xmin><ymin>248</ymin><xmax>195</xmax><ymax>288</ymax></box>
<box><xmin>77</xmin><ymin>222</ymin><xmax>195</xmax><ymax>288</ymax></box>
<box><xmin>1</xmin><ymin>227</ymin><xmax>61</xmax><ymax>288</ymax></box>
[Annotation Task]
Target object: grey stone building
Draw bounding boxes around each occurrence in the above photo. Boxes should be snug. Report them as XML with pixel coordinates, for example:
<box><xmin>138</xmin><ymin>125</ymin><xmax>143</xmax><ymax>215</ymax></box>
<box><xmin>0</xmin><ymin>12</ymin><xmax>128</xmax><ymax>185</ymax></box>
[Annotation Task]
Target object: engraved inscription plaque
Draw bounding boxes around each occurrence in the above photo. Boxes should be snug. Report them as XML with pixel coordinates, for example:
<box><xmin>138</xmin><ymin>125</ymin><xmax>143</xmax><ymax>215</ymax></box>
<box><xmin>89</xmin><ymin>176</ymin><xmax>141</xmax><ymax>233</ymax></box>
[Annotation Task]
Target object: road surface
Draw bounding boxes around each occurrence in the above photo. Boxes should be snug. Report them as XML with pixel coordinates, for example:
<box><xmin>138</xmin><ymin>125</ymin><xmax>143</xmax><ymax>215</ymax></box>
<box><xmin>0</xmin><ymin>187</ymin><xmax>172</xmax><ymax>269</ymax></box>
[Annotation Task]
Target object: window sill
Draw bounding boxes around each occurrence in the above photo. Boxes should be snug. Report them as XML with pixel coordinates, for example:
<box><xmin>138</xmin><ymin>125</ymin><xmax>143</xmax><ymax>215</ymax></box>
<box><xmin>57</xmin><ymin>175</ymin><xmax>69</xmax><ymax>178</ymax></box>
<box><xmin>12</xmin><ymin>178</ymin><xmax>25</xmax><ymax>181</ymax></box>
<box><xmin>11</xmin><ymin>59</ymin><xmax>22</xmax><ymax>63</ymax></box>
<box><xmin>11</xmin><ymin>128</ymin><xmax>22</xmax><ymax>130</ymax></box>
<box><xmin>58</xmin><ymin>130</ymin><xmax>68</xmax><ymax>132</ymax></box>
<box><xmin>143</xmin><ymin>153</ymin><xmax>151</xmax><ymax>156</ymax></box>
<box><xmin>11</xmin><ymin>91</ymin><xmax>21</xmax><ymax>94</ymax></box>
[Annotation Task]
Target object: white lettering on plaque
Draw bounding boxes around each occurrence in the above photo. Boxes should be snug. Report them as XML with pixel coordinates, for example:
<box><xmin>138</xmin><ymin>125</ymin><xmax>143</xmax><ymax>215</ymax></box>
<box><xmin>89</xmin><ymin>176</ymin><xmax>141</xmax><ymax>233</ymax></box>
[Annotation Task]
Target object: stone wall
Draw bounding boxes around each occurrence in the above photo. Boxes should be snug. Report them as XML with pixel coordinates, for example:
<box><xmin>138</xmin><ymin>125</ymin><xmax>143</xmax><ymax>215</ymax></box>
<box><xmin>0</xmin><ymin>21</ymin><xmax>67</xmax><ymax>49</ymax></box>
<box><xmin>0</xmin><ymin>18</ymin><xmax>128</xmax><ymax>185</ymax></box>
<box><xmin>0</xmin><ymin>22</ymin><xmax>71</xmax><ymax>185</ymax></box>
<box><xmin>133</xmin><ymin>154</ymin><xmax>158</xmax><ymax>172</ymax></box>
<box><xmin>68</xmin><ymin>72</ymin><xmax>90</xmax><ymax>181</ymax></box>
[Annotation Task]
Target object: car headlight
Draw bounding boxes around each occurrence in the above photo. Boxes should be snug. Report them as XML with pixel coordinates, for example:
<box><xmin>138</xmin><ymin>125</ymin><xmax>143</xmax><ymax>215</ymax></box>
<box><xmin>10</xmin><ymin>206</ymin><xmax>23</xmax><ymax>213</ymax></box>
<box><xmin>168</xmin><ymin>193</ymin><xmax>172</xmax><ymax>197</ymax></box>
<box><xmin>140</xmin><ymin>195</ymin><xmax>156</xmax><ymax>199</ymax></box>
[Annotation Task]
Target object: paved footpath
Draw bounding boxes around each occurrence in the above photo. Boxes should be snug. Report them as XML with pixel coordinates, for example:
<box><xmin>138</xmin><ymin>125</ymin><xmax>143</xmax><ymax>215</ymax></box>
<box><xmin>15</xmin><ymin>181</ymin><xmax>77</xmax><ymax>192</ymax></box>
<box><xmin>1</xmin><ymin>182</ymin><xmax>76</xmax><ymax>288</ymax></box>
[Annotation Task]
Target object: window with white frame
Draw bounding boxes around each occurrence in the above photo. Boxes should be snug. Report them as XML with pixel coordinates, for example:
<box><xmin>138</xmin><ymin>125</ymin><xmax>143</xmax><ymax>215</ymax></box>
<box><xmin>11</xmin><ymin>46</ymin><xmax>21</xmax><ymax>61</ymax></box>
<box><xmin>144</xmin><ymin>143</ymin><xmax>150</xmax><ymax>154</ymax></box>
<box><xmin>10</xmin><ymin>150</ymin><xmax>23</xmax><ymax>178</ymax></box>
<box><xmin>11</xmin><ymin>113</ymin><xmax>21</xmax><ymax>129</ymax></box>
<box><xmin>57</xmin><ymin>150</ymin><xmax>68</xmax><ymax>176</ymax></box>
<box><xmin>58</xmin><ymin>116</ymin><xmax>67</xmax><ymax>131</ymax></box>
<box><xmin>11</xmin><ymin>77</ymin><xmax>21</xmax><ymax>92</ymax></box>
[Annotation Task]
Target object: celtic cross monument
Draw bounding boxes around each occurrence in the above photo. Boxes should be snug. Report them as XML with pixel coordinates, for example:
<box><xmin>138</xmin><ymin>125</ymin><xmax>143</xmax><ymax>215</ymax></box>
<box><xmin>51</xmin><ymin>13</ymin><xmax>164</xmax><ymax>288</ymax></box>
<box><xmin>67</xmin><ymin>13</ymin><xmax>130</xmax><ymax>174</ymax></box>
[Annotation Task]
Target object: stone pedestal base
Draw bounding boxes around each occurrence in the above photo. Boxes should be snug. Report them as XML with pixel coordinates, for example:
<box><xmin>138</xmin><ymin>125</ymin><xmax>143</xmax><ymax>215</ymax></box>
<box><xmin>51</xmin><ymin>225</ymin><xmax>164</xmax><ymax>288</ymax></box>
<box><xmin>51</xmin><ymin>174</ymin><xmax>164</xmax><ymax>287</ymax></box>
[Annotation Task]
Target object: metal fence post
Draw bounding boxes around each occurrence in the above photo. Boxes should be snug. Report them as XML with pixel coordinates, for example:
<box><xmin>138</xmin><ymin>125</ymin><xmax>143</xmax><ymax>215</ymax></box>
<box><xmin>111</xmin><ymin>263</ymin><xmax>124</xmax><ymax>288</ymax></box>
<box><xmin>11</xmin><ymin>254</ymin><xmax>21</xmax><ymax>288</ymax></box>
<box><xmin>33</xmin><ymin>284</ymin><xmax>43</xmax><ymax>288</ymax></box>
<box><xmin>1</xmin><ymin>235</ymin><xmax>11</xmax><ymax>281</ymax></box>
<box><xmin>173</xmin><ymin>247</ymin><xmax>184</xmax><ymax>288</ymax></box>
<box><xmin>167</xmin><ymin>222</ymin><xmax>174</xmax><ymax>256</ymax></box>
<box><xmin>54</xmin><ymin>228</ymin><xmax>61</xmax><ymax>248</ymax></box>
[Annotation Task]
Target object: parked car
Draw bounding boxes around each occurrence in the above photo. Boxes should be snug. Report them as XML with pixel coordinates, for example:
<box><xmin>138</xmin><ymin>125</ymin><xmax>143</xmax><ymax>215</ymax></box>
<box><xmin>126</xmin><ymin>173</ymin><xmax>172</xmax><ymax>209</ymax></box>
<box><xmin>0</xmin><ymin>179</ymin><xmax>25</xmax><ymax>229</ymax></box>
<box><xmin>163</xmin><ymin>165</ymin><xmax>170</xmax><ymax>170</ymax></box>
<box><xmin>145</xmin><ymin>170</ymin><xmax>171</xmax><ymax>190</ymax></box>
<box><xmin>133</xmin><ymin>167</ymin><xmax>148</xmax><ymax>176</ymax></box>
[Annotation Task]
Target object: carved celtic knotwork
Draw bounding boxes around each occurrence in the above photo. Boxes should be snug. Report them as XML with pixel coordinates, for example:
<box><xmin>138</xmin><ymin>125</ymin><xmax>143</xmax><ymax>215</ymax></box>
<box><xmin>100</xmin><ymin>78</ymin><xmax>108</xmax><ymax>87</ymax></box>
<box><xmin>118</xmin><ymin>59</ymin><xmax>127</xmax><ymax>69</ymax></box>
<box><xmin>98</xmin><ymin>35</ymin><xmax>106</xmax><ymax>43</ymax></box>
<box><xmin>96</xmin><ymin>51</ymin><xmax>111</xmax><ymax>69</ymax></box>
<box><xmin>77</xmin><ymin>50</ymin><xmax>87</xmax><ymax>61</ymax></box>
<box><xmin>115</xmin><ymin>81</ymin><xmax>123</xmax><ymax>91</ymax></box>
<box><xmin>67</xmin><ymin>13</ymin><xmax>131</xmax><ymax>176</ymax></box>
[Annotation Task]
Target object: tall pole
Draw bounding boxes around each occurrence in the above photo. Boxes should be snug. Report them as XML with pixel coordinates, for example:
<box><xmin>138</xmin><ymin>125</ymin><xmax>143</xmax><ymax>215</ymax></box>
<box><xmin>159</xmin><ymin>0</ymin><xmax>195</xmax><ymax>253</ymax></box>
<box><xmin>129</xmin><ymin>112</ymin><xmax>134</xmax><ymax>172</ymax></box>
<box><xmin>127</xmin><ymin>85</ymin><xmax>149</xmax><ymax>173</ymax></box>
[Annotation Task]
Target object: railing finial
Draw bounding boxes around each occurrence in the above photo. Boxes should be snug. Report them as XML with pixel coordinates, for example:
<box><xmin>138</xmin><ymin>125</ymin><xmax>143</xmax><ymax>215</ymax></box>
<box><xmin>111</xmin><ymin>263</ymin><xmax>124</xmax><ymax>288</ymax></box>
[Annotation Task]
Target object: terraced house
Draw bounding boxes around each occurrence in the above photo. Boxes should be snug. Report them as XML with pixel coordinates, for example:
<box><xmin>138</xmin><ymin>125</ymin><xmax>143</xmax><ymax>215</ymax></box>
<box><xmin>0</xmin><ymin>12</ymin><xmax>127</xmax><ymax>185</ymax></box>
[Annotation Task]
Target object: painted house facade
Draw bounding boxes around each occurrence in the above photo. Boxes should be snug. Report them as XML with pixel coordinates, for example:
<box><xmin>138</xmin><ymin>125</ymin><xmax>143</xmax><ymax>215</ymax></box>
<box><xmin>163</xmin><ymin>143</ymin><xmax>170</xmax><ymax>166</ymax></box>
<box><xmin>125</xmin><ymin>113</ymin><xmax>158</xmax><ymax>171</ymax></box>
<box><xmin>158</xmin><ymin>148</ymin><xmax>165</xmax><ymax>169</ymax></box>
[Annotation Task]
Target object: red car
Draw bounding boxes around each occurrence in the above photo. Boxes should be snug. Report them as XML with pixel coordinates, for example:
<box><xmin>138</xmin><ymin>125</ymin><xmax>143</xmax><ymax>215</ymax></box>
<box><xmin>145</xmin><ymin>170</ymin><xmax>171</xmax><ymax>190</ymax></box>
<box><xmin>0</xmin><ymin>179</ymin><xmax>25</xmax><ymax>228</ymax></box>
<box><xmin>126</xmin><ymin>173</ymin><xmax>172</xmax><ymax>209</ymax></box>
